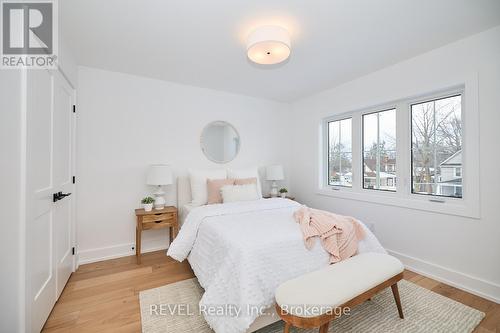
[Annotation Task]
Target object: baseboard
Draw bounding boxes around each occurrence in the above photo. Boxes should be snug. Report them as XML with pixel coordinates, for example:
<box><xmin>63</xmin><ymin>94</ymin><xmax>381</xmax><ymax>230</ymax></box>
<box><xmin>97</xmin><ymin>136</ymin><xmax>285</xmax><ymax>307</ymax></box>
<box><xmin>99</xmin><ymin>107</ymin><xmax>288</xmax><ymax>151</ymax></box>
<box><xmin>78</xmin><ymin>239</ymin><xmax>168</xmax><ymax>265</ymax></box>
<box><xmin>387</xmin><ymin>249</ymin><xmax>500</xmax><ymax>304</ymax></box>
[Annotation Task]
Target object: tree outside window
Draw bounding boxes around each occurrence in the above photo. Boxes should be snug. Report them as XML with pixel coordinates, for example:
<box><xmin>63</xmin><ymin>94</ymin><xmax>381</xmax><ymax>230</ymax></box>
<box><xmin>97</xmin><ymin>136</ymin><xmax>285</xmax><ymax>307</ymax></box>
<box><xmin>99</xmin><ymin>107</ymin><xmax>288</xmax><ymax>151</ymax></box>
<box><xmin>328</xmin><ymin>118</ymin><xmax>352</xmax><ymax>187</ymax></box>
<box><xmin>411</xmin><ymin>95</ymin><xmax>462</xmax><ymax>198</ymax></box>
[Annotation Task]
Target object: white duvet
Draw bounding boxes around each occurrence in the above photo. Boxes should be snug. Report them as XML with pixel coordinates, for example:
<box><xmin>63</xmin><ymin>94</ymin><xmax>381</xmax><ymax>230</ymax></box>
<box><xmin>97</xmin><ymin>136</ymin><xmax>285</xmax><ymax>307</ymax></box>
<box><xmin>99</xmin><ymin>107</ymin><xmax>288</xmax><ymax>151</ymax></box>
<box><xmin>167</xmin><ymin>198</ymin><xmax>386</xmax><ymax>333</ymax></box>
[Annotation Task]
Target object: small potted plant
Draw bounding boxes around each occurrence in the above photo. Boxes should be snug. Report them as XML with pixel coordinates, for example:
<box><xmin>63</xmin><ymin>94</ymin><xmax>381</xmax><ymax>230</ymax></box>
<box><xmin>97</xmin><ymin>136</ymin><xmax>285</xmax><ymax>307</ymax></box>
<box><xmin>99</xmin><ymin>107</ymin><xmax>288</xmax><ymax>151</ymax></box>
<box><xmin>279</xmin><ymin>188</ymin><xmax>288</xmax><ymax>198</ymax></box>
<box><xmin>141</xmin><ymin>196</ymin><xmax>155</xmax><ymax>212</ymax></box>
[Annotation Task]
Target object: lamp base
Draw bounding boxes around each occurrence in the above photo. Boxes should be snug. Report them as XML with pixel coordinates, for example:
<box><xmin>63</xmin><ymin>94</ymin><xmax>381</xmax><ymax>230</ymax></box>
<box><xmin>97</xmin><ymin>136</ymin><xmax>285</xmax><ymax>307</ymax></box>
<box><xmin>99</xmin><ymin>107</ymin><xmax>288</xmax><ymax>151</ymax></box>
<box><xmin>153</xmin><ymin>186</ymin><xmax>166</xmax><ymax>209</ymax></box>
<box><xmin>270</xmin><ymin>181</ymin><xmax>278</xmax><ymax>197</ymax></box>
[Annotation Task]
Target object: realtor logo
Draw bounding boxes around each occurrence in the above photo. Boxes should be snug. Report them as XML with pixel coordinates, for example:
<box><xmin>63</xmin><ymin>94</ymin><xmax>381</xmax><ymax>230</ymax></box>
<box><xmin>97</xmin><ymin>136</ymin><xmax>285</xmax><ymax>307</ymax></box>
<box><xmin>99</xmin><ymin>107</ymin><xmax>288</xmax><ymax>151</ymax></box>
<box><xmin>1</xmin><ymin>0</ymin><xmax>58</xmax><ymax>69</ymax></box>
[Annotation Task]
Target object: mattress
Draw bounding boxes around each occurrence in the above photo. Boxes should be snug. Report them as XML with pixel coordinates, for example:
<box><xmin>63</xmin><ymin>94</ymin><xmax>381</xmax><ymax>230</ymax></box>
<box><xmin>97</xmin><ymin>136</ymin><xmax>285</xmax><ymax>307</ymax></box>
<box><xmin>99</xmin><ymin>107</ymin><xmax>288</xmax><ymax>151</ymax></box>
<box><xmin>179</xmin><ymin>203</ymin><xmax>198</xmax><ymax>225</ymax></box>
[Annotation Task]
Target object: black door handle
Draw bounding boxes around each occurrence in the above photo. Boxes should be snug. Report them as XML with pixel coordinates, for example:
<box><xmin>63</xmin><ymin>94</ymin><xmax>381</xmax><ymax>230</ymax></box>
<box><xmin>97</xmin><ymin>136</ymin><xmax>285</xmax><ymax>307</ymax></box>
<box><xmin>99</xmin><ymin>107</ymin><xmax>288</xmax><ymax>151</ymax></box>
<box><xmin>53</xmin><ymin>191</ymin><xmax>72</xmax><ymax>202</ymax></box>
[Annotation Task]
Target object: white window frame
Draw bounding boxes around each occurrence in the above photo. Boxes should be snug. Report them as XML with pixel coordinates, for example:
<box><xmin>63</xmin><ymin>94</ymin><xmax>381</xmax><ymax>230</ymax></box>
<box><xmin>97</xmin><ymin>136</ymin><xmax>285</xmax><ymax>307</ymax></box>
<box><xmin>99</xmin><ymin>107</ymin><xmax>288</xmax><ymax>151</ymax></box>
<box><xmin>325</xmin><ymin>116</ymin><xmax>353</xmax><ymax>188</ymax></box>
<box><xmin>317</xmin><ymin>75</ymin><xmax>480</xmax><ymax>219</ymax></box>
<box><xmin>361</xmin><ymin>108</ymin><xmax>397</xmax><ymax>192</ymax></box>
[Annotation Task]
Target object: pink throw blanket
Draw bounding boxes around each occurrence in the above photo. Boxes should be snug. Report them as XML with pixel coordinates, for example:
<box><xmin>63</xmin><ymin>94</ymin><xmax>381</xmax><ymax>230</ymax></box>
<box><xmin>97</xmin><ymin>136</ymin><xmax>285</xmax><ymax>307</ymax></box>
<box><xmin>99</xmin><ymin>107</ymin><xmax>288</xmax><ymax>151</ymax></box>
<box><xmin>293</xmin><ymin>206</ymin><xmax>365</xmax><ymax>264</ymax></box>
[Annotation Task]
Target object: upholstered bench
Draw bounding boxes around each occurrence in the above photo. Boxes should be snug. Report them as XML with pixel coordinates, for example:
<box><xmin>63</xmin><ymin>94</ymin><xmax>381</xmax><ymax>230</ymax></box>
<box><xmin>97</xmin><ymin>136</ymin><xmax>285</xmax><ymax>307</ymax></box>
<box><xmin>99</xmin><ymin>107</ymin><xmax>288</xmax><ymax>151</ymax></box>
<box><xmin>275</xmin><ymin>253</ymin><xmax>405</xmax><ymax>333</ymax></box>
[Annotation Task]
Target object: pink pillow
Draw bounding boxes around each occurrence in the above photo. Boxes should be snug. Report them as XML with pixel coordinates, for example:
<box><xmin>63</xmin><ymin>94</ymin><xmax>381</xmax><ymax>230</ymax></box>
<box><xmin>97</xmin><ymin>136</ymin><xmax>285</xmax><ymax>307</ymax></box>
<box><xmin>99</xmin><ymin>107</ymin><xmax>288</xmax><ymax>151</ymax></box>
<box><xmin>207</xmin><ymin>178</ymin><xmax>235</xmax><ymax>204</ymax></box>
<box><xmin>234</xmin><ymin>177</ymin><xmax>257</xmax><ymax>185</ymax></box>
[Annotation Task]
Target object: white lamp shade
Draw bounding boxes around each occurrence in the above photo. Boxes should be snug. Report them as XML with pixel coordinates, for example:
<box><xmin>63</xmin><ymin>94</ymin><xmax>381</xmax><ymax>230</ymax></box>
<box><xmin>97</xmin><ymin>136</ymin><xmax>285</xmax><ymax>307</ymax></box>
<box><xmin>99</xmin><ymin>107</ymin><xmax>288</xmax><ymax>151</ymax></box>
<box><xmin>266</xmin><ymin>165</ymin><xmax>284</xmax><ymax>181</ymax></box>
<box><xmin>146</xmin><ymin>165</ymin><xmax>173</xmax><ymax>185</ymax></box>
<box><xmin>247</xmin><ymin>26</ymin><xmax>291</xmax><ymax>65</ymax></box>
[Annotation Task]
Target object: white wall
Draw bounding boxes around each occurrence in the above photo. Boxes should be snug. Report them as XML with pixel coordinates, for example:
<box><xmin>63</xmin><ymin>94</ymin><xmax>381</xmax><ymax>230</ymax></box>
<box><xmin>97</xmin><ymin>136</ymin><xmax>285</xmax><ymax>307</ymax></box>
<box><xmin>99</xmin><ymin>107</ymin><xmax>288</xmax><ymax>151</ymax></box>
<box><xmin>58</xmin><ymin>41</ymin><xmax>78</xmax><ymax>88</ymax></box>
<box><xmin>76</xmin><ymin>67</ymin><xmax>292</xmax><ymax>263</ymax></box>
<box><xmin>290</xmin><ymin>26</ymin><xmax>500</xmax><ymax>302</ymax></box>
<box><xmin>58</xmin><ymin>6</ymin><xmax>78</xmax><ymax>88</ymax></box>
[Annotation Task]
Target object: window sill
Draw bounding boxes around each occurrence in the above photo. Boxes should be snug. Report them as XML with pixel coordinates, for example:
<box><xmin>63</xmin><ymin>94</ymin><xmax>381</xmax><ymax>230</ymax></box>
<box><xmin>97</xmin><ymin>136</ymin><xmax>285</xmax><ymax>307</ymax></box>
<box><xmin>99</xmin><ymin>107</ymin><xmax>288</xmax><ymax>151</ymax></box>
<box><xmin>316</xmin><ymin>187</ymin><xmax>480</xmax><ymax>219</ymax></box>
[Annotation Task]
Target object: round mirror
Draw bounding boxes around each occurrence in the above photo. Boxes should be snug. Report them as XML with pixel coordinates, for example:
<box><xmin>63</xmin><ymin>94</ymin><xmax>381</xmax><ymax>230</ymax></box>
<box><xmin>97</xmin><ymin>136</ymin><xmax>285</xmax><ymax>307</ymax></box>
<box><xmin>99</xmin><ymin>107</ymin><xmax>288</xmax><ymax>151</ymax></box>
<box><xmin>201</xmin><ymin>121</ymin><xmax>240</xmax><ymax>163</ymax></box>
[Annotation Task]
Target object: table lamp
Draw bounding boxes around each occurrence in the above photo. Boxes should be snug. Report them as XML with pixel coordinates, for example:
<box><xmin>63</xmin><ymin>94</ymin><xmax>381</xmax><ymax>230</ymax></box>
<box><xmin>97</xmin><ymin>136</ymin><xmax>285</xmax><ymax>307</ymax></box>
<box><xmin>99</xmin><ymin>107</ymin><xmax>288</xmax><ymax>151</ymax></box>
<box><xmin>266</xmin><ymin>165</ymin><xmax>284</xmax><ymax>197</ymax></box>
<box><xmin>146</xmin><ymin>164</ymin><xmax>173</xmax><ymax>209</ymax></box>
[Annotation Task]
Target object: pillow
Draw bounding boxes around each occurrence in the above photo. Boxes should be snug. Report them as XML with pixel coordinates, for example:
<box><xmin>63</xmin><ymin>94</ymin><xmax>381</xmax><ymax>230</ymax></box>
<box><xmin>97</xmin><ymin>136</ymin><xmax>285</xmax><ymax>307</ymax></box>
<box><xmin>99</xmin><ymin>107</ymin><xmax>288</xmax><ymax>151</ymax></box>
<box><xmin>227</xmin><ymin>168</ymin><xmax>263</xmax><ymax>198</ymax></box>
<box><xmin>221</xmin><ymin>184</ymin><xmax>260</xmax><ymax>203</ymax></box>
<box><xmin>189</xmin><ymin>169</ymin><xmax>227</xmax><ymax>206</ymax></box>
<box><xmin>207</xmin><ymin>178</ymin><xmax>235</xmax><ymax>204</ymax></box>
<box><xmin>234</xmin><ymin>177</ymin><xmax>257</xmax><ymax>186</ymax></box>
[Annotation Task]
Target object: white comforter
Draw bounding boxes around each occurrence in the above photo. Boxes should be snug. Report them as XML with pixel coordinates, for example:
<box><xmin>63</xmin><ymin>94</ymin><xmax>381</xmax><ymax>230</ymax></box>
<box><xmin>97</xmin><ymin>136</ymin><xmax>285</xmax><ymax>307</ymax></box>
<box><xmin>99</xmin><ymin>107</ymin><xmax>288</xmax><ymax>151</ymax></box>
<box><xmin>167</xmin><ymin>198</ymin><xmax>385</xmax><ymax>333</ymax></box>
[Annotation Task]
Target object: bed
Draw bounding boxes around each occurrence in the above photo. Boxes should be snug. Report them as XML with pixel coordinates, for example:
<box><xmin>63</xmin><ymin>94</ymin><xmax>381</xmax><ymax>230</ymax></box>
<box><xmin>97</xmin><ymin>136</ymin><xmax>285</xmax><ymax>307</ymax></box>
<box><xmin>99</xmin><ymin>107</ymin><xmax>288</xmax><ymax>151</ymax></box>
<box><xmin>169</xmin><ymin>177</ymin><xmax>386</xmax><ymax>333</ymax></box>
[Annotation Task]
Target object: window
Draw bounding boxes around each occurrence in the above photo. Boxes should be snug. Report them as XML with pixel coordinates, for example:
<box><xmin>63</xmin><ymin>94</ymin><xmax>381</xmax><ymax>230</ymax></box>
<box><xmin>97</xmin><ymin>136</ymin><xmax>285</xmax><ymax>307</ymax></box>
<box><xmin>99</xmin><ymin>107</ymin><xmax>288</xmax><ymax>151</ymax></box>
<box><xmin>363</xmin><ymin>109</ymin><xmax>396</xmax><ymax>191</ymax></box>
<box><xmin>328</xmin><ymin>118</ymin><xmax>352</xmax><ymax>187</ymax></box>
<box><xmin>320</xmin><ymin>83</ymin><xmax>479</xmax><ymax>218</ymax></box>
<box><xmin>411</xmin><ymin>95</ymin><xmax>462</xmax><ymax>198</ymax></box>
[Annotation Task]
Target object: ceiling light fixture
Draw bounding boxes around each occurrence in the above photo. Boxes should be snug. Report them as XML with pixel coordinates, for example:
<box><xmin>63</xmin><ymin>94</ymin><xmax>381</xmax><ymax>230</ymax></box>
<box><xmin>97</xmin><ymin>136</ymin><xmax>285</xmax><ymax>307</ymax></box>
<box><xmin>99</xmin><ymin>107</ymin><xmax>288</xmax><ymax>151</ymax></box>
<box><xmin>246</xmin><ymin>26</ymin><xmax>291</xmax><ymax>65</ymax></box>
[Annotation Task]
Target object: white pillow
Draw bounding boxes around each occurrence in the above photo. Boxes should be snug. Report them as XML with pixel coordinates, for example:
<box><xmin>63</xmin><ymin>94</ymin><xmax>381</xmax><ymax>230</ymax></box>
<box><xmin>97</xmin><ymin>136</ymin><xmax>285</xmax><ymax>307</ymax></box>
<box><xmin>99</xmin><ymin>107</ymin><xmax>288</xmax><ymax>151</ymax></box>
<box><xmin>221</xmin><ymin>184</ymin><xmax>260</xmax><ymax>203</ymax></box>
<box><xmin>189</xmin><ymin>169</ymin><xmax>226</xmax><ymax>206</ymax></box>
<box><xmin>227</xmin><ymin>167</ymin><xmax>263</xmax><ymax>198</ymax></box>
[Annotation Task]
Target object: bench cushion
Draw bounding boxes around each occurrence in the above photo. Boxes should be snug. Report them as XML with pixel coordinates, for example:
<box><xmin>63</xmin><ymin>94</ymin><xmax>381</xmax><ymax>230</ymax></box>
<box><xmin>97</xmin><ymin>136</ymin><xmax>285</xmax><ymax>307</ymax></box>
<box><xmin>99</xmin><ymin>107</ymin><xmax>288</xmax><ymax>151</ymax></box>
<box><xmin>275</xmin><ymin>253</ymin><xmax>404</xmax><ymax>317</ymax></box>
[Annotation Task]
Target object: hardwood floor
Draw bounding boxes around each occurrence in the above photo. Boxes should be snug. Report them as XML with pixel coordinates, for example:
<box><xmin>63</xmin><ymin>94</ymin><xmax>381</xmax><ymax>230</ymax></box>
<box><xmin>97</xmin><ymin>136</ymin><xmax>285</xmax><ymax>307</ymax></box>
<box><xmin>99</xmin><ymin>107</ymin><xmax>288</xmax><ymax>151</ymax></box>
<box><xmin>43</xmin><ymin>250</ymin><xmax>500</xmax><ymax>333</ymax></box>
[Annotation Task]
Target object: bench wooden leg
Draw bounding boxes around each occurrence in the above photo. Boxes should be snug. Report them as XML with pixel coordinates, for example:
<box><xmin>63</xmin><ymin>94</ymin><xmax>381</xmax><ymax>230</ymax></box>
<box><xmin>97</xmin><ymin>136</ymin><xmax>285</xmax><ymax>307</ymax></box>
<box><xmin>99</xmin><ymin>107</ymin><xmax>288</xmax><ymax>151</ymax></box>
<box><xmin>391</xmin><ymin>283</ymin><xmax>404</xmax><ymax>319</ymax></box>
<box><xmin>319</xmin><ymin>321</ymin><xmax>330</xmax><ymax>333</ymax></box>
<box><xmin>283</xmin><ymin>322</ymin><xmax>291</xmax><ymax>333</ymax></box>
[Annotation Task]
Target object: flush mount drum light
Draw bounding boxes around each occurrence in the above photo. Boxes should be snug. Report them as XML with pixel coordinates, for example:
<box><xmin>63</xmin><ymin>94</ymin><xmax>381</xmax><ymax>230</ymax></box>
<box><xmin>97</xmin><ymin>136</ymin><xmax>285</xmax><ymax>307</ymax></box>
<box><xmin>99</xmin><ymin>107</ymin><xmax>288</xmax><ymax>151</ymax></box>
<box><xmin>246</xmin><ymin>26</ymin><xmax>291</xmax><ymax>65</ymax></box>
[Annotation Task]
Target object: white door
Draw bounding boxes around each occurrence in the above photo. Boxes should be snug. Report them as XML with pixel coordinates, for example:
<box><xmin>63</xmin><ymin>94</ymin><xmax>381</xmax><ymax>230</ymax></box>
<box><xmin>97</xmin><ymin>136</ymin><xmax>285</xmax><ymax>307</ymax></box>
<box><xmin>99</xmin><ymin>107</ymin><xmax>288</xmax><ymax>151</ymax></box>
<box><xmin>26</xmin><ymin>69</ymin><xmax>75</xmax><ymax>332</ymax></box>
<box><xmin>53</xmin><ymin>71</ymin><xmax>74</xmax><ymax>299</ymax></box>
<box><xmin>26</xmin><ymin>69</ymin><xmax>57</xmax><ymax>333</ymax></box>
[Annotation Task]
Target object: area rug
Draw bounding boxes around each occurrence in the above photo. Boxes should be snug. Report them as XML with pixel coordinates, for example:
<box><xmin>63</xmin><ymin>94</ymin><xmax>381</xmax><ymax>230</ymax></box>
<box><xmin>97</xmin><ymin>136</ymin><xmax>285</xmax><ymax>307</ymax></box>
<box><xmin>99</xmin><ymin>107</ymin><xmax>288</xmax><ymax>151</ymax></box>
<box><xmin>139</xmin><ymin>278</ymin><xmax>484</xmax><ymax>333</ymax></box>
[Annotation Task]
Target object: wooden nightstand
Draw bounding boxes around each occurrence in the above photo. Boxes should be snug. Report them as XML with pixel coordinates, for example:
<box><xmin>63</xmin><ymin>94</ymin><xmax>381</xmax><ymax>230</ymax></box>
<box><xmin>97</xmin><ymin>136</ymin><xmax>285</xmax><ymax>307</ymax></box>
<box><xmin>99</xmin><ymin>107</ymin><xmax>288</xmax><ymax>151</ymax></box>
<box><xmin>135</xmin><ymin>206</ymin><xmax>178</xmax><ymax>264</ymax></box>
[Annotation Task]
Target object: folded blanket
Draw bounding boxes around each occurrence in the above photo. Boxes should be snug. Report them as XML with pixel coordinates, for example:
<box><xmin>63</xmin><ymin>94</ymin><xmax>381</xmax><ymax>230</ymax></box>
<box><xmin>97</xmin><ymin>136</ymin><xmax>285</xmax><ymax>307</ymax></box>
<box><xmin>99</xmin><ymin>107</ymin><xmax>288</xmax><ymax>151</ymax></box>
<box><xmin>293</xmin><ymin>206</ymin><xmax>365</xmax><ymax>264</ymax></box>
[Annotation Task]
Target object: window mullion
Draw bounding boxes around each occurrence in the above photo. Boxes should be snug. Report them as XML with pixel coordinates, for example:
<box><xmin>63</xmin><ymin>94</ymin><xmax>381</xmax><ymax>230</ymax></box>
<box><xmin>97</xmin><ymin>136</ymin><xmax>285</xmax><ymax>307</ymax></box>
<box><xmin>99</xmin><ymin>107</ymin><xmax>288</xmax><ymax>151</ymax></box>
<box><xmin>396</xmin><ymin>102</ymin><xmax>409</xmax><ymax>195</ymax></box>
<box><xmin>338</xmin><ymin>121</ymin><xmax>342</xmax><ymax>180</ymax></box>
<box><xmin>376</xmin><ymin>112</ymin><xmax>380</xmax><ymax>189</ymax></box>
<box><xmin>351</xmin><ymin>114</ymin><xmax>362</xmax><ymax>190</ymax></box>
